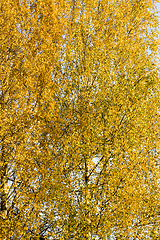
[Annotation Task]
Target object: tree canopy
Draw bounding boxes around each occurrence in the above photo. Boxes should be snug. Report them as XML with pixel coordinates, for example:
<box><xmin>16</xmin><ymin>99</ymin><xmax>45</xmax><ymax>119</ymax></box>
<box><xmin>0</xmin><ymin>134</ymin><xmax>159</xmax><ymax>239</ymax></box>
<box><xmin>0</xmin><ymin>0</ymin><xmax>160</xmax><ymax>239</ymax></box>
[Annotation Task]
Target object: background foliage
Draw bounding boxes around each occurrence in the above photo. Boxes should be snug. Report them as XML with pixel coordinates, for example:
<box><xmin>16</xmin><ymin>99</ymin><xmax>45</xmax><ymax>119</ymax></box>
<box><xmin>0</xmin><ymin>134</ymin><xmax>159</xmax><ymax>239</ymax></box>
<box><xmin>0</xmin><ymin>0</ymin><xmax>160</xmax><ymax>239</ymax></box>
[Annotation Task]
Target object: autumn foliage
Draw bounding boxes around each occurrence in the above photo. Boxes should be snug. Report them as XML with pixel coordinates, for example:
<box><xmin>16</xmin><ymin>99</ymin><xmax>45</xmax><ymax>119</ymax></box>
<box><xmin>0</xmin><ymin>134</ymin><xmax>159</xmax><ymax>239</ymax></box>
<box><xmin>0</xmin><ymin>0</ymin><xmax>160</xmax><ymax>239</ymax></box>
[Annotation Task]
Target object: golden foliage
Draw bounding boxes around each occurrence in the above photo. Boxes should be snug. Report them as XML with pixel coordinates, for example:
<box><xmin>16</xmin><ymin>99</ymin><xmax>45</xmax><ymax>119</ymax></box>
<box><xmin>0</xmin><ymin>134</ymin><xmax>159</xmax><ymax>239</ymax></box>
<box><xmin>0</xmin><ymin>0</ymin><xmax>159</xmax><ymax>239</ymax></box>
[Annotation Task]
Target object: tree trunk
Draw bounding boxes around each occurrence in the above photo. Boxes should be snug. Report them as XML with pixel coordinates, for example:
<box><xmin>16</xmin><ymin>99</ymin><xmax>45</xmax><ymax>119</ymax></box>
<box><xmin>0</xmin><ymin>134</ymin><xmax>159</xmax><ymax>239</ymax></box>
<box><xmin>0</xmin><ymin>86</ymin><xmax>9</xmax><ymax>239</ymax></box>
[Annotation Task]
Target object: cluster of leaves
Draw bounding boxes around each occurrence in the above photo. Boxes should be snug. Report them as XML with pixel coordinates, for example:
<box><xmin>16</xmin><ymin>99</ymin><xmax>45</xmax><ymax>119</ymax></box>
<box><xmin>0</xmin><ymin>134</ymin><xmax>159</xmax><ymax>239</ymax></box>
<box><xmin>0</xmin><ymin>0</ymin><xmax>159</xmax><ymax>239</ymax></box>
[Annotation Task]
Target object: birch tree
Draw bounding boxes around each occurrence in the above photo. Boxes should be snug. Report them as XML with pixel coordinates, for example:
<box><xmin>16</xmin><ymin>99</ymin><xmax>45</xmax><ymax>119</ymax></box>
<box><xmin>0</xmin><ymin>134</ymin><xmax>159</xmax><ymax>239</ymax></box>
<box><xmin>0</xmin><ymin>0</ymin><xmax>159</xmax><ymax>239</ymax></box>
